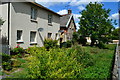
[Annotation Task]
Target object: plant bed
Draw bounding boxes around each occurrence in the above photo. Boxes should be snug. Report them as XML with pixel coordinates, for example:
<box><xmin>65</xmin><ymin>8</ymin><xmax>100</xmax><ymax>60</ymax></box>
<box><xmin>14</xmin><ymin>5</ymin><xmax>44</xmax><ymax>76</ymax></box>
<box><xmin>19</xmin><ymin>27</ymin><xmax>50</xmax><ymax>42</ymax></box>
<box><xmin>6</xmin><ymin>44</ymin><xmax>115</xmax><ymax>79</ymax></box>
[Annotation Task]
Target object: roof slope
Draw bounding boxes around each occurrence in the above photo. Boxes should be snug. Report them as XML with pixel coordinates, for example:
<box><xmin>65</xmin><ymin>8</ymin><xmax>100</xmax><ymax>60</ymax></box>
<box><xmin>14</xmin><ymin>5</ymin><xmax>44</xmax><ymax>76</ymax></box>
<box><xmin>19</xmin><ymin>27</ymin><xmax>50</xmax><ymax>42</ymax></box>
<box><xmin>60</xmin><ymin>14</ymin><xmax>72</xmax><ymax>27</ymax></box>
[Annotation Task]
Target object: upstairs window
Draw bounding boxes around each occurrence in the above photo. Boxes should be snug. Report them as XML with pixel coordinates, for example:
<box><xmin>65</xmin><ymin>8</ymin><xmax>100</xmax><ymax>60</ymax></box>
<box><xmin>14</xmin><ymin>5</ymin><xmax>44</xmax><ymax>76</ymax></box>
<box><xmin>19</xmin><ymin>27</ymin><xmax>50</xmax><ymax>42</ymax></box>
<box><xmin>48</xmin><ymin>15</ymin><xmax>52</xmax><ymax>24</ymax></box>
<box><xmin>30</xmin><ymin>31</ymin><xmax>36</xmax><ymax>42</ymax></box>
<box><xmin>17</xmin><ymin>30</ymin><xmax>23</xmax><ymax>41</ymax></box>
<box><xmin>31</xmin><ymin>8</ymin><xmax>37</xmax><ymax>20</ymax></box>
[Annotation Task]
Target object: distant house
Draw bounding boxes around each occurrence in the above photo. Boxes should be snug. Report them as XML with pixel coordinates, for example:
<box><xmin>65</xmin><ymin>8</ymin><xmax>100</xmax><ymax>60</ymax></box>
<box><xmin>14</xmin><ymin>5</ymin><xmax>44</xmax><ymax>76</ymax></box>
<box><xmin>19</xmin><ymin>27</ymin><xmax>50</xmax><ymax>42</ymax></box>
<box><xmin>59</xmin><ymin>10</ymin><xmax>76</xmax><ymax>43</ymax></box>
<box><xmin>0</xmin><ymin>1</ymin><xmax>61</xmax><ymax>54</ymax></box>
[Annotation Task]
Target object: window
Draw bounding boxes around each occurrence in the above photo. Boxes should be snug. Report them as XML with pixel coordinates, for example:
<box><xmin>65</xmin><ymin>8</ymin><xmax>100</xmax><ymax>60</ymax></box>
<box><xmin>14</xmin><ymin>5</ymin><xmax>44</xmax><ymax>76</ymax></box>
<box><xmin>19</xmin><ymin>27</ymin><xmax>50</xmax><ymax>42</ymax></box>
<box><xmin>48</xmin><ymin>15</ymin><xmax>52</xmax><ymax>23</ymax></box>
<box><xmin>17</xmin><ymin>30</ymin><xmax>22</xmax><ymax>41</ymax></box>
<box><xmin>30</xmin><ymin>31</ymin><xmax>36</xmax><ymax>42</ymax></box>
<box><xmin>48</xmin><ymin>33</ymin><xmax>52</xmax><ymax>38</ymax></box>
<box><xmin>31</xmin><ymin>8</ymin><xmax>37</xmax><ymax>20</ymax></box>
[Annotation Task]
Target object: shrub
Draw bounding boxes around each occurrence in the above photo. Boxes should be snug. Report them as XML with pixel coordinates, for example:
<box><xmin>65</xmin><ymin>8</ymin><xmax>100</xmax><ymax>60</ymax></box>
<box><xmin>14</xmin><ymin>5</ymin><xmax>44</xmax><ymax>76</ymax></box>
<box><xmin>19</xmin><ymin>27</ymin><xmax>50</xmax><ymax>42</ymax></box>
<box><xmin>79</xmin><ymin>36</ymin><xmax>87</xmax><ymax>46</ymax></box>
<box><xmin>25</xmin><ymin>46</ymin><xmax>93</xmax><ymax>78</ymax></box>
<box><xmin>61</xmin><ymin>40</ymin><xmax>72</xmax><ymax>48</ymax></box>
<box><xmin>97</xmin><ymin>41</ymin><xmax>107</xmax><ymax>49</ymax></box>
<box><xmin>10</xmin><ymin>44</ymin><xmax>25</xmax><ymax>55</ymax></box>
<box><xmin>72</xmin><ymin>32</ymin><xmax>79</xmax><ymax>45</ymax></box>
<box><xmin>0</xmin><ymin>53</ymin><xmax>12</xmax><ymax>71</ymax></box>
<box><xmin>44</xmin><ymin>38</ymin><xmax>58</xmax><ymax>50</ymax></box>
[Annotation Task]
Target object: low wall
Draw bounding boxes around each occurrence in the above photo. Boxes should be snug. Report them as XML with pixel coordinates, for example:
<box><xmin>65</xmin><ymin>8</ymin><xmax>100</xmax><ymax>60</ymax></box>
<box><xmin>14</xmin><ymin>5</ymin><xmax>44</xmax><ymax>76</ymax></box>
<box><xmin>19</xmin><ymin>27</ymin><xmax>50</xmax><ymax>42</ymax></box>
<box><xmin>112</xmin><ymin>42</ymin><xmax>120</xmax><ymax>80</ymax></box>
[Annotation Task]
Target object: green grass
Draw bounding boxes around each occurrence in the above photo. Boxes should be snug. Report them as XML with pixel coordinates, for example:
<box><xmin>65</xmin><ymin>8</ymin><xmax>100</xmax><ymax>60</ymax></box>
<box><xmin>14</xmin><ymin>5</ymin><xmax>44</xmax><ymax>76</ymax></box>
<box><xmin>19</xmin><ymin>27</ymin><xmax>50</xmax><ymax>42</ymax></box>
<box><xmin>81</xmin><ymin>45</ymin><xmax>115</xmax><ymax>78</ymax></box>
<box><xmin>6</xmin><ymin>44</ymin><xmax>116</xmax><ymax>78</ymax></box>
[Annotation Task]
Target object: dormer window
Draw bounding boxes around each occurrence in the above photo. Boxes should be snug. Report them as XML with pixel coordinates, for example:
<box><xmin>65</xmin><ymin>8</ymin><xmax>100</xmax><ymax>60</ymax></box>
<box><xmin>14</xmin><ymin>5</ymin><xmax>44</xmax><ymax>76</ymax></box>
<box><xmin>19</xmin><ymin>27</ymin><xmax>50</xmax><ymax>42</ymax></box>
<box><xmin>31</xmin><ymin>7</ymin><xmax>37</xmax><ymax>20</ymax></box>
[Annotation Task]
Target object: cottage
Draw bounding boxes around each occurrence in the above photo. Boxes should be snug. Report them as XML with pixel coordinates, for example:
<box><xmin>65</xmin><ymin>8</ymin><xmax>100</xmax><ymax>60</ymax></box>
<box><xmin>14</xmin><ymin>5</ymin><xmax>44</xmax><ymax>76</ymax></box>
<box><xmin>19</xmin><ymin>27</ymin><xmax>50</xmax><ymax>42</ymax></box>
<box><xmin>59</xmin><ymin>10</ymin><xmax>76</xmax><ymax>43</ymax></box>
<box><xmin>0</xmin><ymin>0</ymin><xmax>61</xmax><ymax>54</ymax></box>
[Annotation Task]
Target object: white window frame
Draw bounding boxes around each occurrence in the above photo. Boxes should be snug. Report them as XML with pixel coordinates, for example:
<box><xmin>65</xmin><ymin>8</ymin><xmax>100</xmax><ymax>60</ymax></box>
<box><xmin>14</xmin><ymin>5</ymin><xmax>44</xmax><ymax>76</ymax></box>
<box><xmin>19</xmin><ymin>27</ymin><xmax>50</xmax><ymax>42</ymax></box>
<box><xmin>31</xmin><ymin>7</ymin><xmax>37</xmax><ymax>20</ymax></box>
<box><xmin>48</xmin><ymin>33</ymin><xmax>52</xmax><ymax>39</ymax></box>
<box><xmin>48</xmin><ymin>14</ymin><xmax>52</xmax><ymax>24</ymax></box>
<box><xmin>17</xmin><ymin>30</ymin><xmax>23</xmax><ymax>42</ymax></box>
<box><xmin>30</xmin><ymin>31</ymin><xmax>37</xmax><ymax>44</ymax></box>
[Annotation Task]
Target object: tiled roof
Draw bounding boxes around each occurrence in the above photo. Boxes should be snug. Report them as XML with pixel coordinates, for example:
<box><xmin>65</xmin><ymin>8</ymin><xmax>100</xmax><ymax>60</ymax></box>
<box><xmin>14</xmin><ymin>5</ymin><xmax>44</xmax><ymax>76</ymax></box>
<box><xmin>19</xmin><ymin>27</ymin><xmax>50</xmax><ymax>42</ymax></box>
<box><xmin>60</xmin><ymin>14</ymin><xmax>72</xmax><ymax>27</ymax></box>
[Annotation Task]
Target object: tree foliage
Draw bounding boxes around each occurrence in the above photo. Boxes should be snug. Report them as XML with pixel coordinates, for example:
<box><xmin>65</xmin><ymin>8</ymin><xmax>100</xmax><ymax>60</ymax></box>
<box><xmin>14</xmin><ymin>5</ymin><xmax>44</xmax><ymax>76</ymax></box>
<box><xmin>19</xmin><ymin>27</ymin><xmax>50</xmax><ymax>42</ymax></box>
<box><xmin>109</xmin><ymin>28</ymin><xmax>119</xmax><ymax>40</ymax></box>
<box><xmin>78</xmin><ymin>2</ymin><xmax>115</xmax><ymax>46</ymax></box>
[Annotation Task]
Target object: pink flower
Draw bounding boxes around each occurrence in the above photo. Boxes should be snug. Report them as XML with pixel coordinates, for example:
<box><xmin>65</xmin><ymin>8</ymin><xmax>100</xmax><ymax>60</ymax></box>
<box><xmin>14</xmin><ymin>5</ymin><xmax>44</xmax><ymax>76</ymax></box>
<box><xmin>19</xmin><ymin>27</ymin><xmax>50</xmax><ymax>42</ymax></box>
<box><xmin>16</xmin><ymin>44</ymin><xmax>20</xmax><ymax>48</ymax></box>
<box><xmin>28</xmin><ymin>48</ymin><xmax>30</xmax><ymax>50</ymax></box>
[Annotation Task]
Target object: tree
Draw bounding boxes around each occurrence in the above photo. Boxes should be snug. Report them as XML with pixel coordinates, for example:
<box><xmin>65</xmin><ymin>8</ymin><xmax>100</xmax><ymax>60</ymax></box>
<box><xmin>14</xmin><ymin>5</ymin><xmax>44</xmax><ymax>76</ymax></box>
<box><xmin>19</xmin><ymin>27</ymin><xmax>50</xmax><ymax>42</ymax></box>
<box><xmin>78</xmin><ymin>2</ymin><xmax>115</xmax><ymax>47</ymax></box>
<box><xmin>109</xmin><ymin>28</ymin><xmax>119</xmax><ymax>40</ymax></box>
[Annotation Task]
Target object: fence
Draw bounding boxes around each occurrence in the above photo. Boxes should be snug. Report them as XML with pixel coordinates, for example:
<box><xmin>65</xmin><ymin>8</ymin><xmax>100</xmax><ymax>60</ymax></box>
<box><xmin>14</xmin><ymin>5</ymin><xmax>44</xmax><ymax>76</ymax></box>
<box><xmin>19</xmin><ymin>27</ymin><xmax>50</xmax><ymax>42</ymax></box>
<box><xmin>112</xmin><ymin>42</ymin><xmax>120</xmax><ymax>80</ymax></box>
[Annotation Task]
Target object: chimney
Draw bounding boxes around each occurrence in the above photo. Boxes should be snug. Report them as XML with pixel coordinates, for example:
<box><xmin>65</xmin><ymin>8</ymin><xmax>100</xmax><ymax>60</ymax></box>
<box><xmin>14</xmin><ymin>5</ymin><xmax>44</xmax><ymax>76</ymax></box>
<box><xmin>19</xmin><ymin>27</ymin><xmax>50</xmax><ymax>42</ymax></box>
<box><xmin>68</xmin><ymin>9</ymin><xmax>72</xmax><ymax>14</ymax></box>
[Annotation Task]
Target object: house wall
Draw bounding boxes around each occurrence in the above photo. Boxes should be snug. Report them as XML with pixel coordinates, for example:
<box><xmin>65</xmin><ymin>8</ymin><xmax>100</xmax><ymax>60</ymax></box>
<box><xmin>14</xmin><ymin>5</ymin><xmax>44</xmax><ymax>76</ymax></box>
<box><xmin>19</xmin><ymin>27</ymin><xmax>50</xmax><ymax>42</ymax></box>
<box><xmin>67</xmin><ymin>19</ymin><xmax>76</xmax><ymax>40</ymax></box>
<box><xmin>0</xmin><ymin>3</ymin><xmax>9</xmax><ymax>54</ymax></box>
<box><xmin>9</xmin><ymin>2</ymin><xmax>60</xmax><ymax>49</ymax></box>
<box><xmin>0</xmin><ymin>3</ymin><xmax>9</xmax><ymax>39</ymax></box>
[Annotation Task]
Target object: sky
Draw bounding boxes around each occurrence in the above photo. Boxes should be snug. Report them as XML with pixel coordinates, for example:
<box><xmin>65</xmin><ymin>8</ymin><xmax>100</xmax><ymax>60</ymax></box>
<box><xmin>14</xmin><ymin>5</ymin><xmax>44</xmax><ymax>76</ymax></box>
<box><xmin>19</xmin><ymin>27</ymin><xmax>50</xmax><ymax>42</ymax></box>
<box><xmin>35</xmin><ymin>0</ymin><xmax>119</xmax><ymax>30</ymax></box>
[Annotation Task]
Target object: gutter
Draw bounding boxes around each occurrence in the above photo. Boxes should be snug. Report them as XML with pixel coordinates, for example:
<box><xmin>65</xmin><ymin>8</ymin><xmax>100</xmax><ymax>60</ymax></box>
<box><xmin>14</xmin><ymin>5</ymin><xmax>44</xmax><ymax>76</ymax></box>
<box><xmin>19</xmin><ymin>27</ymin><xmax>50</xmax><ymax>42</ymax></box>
<box><xmin>8</xmin><ymin>2</ymin><xmax>10</xmax><ymax>53</ymax></box>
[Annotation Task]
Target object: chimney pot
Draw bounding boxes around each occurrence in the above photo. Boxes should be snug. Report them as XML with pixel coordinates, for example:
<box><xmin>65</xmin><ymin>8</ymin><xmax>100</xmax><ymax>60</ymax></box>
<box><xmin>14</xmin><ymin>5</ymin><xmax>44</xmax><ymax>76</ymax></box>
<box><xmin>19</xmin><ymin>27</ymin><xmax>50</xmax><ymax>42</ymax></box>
<box><xmin>68</xmin><ymin>10</ymin><xmax>72</xmax><ymax>14</ymax></box>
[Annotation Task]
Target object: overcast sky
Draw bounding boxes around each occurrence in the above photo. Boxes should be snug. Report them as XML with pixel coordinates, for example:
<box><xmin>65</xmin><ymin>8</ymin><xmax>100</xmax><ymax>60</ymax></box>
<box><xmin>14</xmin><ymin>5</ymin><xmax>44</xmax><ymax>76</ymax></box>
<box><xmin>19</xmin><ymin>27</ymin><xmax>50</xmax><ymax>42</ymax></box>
<box><xmin>35</xmin><ymin>0</ymin><xmax>119</xmax><ymax>29</ymax></box>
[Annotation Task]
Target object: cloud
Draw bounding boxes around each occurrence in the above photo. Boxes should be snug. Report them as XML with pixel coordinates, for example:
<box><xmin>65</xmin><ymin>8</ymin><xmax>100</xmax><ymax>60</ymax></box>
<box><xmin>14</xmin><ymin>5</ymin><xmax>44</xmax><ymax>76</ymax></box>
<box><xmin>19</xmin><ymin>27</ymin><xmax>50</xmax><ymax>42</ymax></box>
<box><xmin>57</xmin><ymin>9</ymin><xmax>68</xmax><ymax>15</ymax></box>
<box><xmin>35</xmin><ymin>0</ymin><xmax>119</xmax><ymax>7</ymax></box>
<box><xmin>75</xmin><ymin>23</ymin><xmax>80</xmax><ymax>30</ymax></box>
<box><xmin>35</xmin><ymin>0</ymin><xmax>119</xmax><ymax>2</ymax></box>
<box><xmin>69</xmin><ymin>0</ymin><xmax>103</xmax><ymax>6</ymax></box>
<box><xmin>37</xmin><ymin>2</ymin><xmax>60</xmax><ymax>7</ymax></box>
<box><xmin>73</xmin><ymin>14</ymin><xmax>82</xmax><ymax>21</ymax></box>
<box><xmin>35</xmin><ymin>0</ymin><xmax>71</xmax><ymax>2</ymax></box>
<box><xmin>78</xmin><ymin>6</ymin><xmax>85</xmax><ymax>10</ymax></box>
<box><xmin>109</xmin><ymin>13</ymin><xmax>119</xmax><ymax>20</ymax></box>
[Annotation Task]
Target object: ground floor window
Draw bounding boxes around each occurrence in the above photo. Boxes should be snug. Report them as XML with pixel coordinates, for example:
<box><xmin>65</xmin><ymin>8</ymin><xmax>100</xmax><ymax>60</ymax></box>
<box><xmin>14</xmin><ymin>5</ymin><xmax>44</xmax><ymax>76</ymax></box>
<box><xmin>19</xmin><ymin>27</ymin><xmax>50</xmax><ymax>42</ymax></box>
<box><xmin>30</xmin><ymin>31</ymin><xmax>36</xmax><ymax>42</ymax></box>
<box><xmin>17</xmin><ymin>30</ymin><xmax>23</xmax><ymax>41</ymax></box>
<box><xmin>48</xmin><ymin>33</ymin><xmax>52</xmax><ymax>39</ymax></box>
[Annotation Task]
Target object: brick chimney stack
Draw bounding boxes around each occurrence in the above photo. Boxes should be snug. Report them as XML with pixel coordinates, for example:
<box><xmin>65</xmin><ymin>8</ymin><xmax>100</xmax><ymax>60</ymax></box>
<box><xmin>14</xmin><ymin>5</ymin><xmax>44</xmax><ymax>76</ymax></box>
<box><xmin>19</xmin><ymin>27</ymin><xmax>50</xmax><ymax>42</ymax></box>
<box><xmin>68</xmin><ymin>9</ymin><xmax>72</xmax><ymax>14</ymax></box>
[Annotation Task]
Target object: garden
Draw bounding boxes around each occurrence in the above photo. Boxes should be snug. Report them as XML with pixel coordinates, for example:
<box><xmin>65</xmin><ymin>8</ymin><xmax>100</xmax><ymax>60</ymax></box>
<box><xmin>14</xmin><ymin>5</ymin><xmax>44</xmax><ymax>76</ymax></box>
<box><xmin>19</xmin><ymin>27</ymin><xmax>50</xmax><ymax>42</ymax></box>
<box><xmin>0</xmin><ymin>40</ymin><xmax>116</xmax><ymax>79</ymax></box>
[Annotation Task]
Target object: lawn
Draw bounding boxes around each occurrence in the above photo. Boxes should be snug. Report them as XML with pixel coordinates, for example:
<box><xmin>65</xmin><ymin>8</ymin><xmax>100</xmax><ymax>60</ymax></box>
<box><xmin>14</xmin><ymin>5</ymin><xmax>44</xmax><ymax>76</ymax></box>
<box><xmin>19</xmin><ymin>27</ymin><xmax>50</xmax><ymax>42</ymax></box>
<box><xmin>2</xmin><ymin>44</ymin><xmax>116</xmax><ymax>79</ymax></box>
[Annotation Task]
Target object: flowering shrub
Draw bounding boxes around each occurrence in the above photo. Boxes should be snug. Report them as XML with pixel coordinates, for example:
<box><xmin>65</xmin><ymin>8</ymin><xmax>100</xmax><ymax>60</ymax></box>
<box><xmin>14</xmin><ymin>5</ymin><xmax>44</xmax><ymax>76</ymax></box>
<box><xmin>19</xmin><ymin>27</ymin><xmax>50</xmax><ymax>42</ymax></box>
<box><xmin>10</xmin><ymin>44</ymin><xmax>25</xmax><ymax>55</ymax></box>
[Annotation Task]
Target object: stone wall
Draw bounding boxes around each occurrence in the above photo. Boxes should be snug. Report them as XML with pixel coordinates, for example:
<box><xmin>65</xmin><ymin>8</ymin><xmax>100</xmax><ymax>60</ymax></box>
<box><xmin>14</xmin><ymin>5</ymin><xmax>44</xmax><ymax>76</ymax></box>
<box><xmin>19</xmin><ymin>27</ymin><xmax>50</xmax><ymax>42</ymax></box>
<box><xmin>112</xmin><ymin>42</ymin><xmax>120</xmax><ymax>80</ymax></box>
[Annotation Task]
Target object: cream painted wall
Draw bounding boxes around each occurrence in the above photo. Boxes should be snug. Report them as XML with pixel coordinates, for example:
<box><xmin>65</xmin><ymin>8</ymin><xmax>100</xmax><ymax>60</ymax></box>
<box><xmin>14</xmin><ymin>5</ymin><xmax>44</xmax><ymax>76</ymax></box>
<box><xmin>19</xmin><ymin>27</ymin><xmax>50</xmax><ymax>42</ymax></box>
<box><xmin>1</xmin><ymin>2</ymin><xmax>60</xmax><ymax>49</ymax></box>
<box><xmin>0</xmin><ymin>3</ymin><xmax>8</xmax><ymax>39</ymax></box>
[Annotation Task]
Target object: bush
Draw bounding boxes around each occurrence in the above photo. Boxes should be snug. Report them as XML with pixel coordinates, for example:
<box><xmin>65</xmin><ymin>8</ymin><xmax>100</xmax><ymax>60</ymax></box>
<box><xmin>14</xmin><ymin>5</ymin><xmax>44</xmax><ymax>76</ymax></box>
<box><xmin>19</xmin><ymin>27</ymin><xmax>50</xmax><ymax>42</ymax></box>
<box><xmin>97</xmin><ymin>41</ymin><xmax>107</xmax><ymax>49</ymax></box>
<box><xmin>61</xmin><ymin>40</ymin><xmax>72</xmax><ymax>48</ymax></box>
<box><xmin>44</xmin><ymin>39</ymin><xmax>58</xmax><ymax>50</ymax></box>
<box><xmin>72</xmin><ymin>32</ymin><xmax>79</xmax><ymax>44</ymax></box>
<box><xmin>25</xmin><ymin>46</ymin><xmax>93</xmax><ymax>78</ymax></box>
<box><xmin>79</xmin><ymin>36</ymin><xmax>87</xmax><ymax>46</ymax></box>
<box><xmin>10</xmin><ymin>46</ymin><xmax>25</xmax><ymax>55</ymax></box>
<box><xmin>0</xmin><ymin>53</ymin><xmax>12</xmax><ymax>71</ymax></box>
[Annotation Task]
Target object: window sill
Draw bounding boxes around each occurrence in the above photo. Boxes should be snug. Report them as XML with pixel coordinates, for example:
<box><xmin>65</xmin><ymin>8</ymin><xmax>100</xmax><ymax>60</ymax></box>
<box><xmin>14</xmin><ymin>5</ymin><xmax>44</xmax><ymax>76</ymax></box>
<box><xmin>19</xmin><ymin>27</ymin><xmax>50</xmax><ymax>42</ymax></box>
<box><xmin>16</xmin><ymin>40</ymin><xmax>24</xmax><ymax>43</ymax></box>
<box><xmin>48</xmin><ymin>23</ymin><xmax>52</xmax><ymax>26</ymax></box>
<box><xmin>30</xmin><ymin>42</ymin><xmax>37</xmax><ymax>45</ymax></box>
<box><xmin>31</xmin><ymin>19</ymin><xmax>38</xmax><ymax>23</ymax></box>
